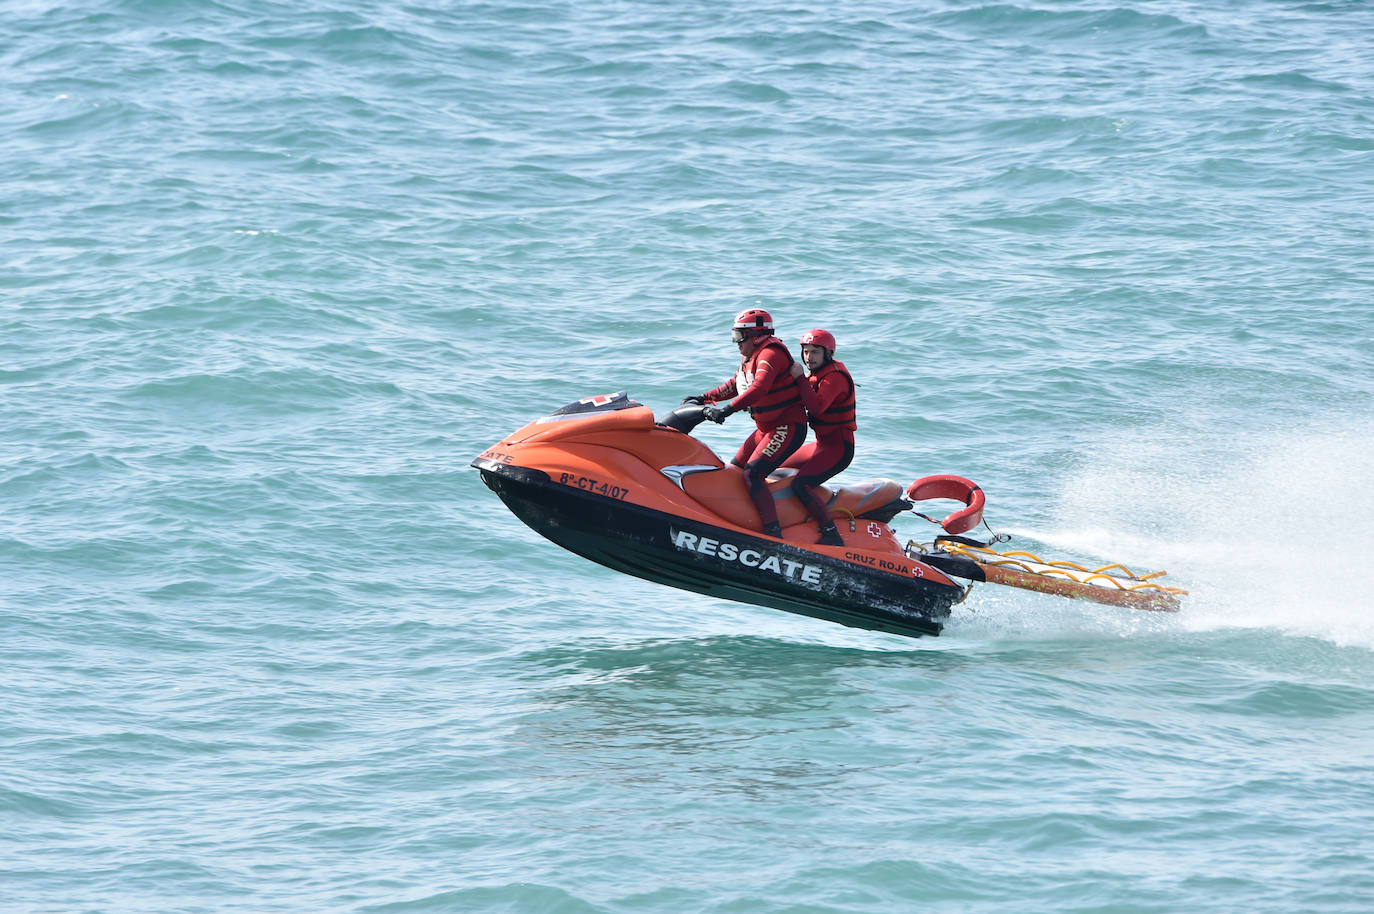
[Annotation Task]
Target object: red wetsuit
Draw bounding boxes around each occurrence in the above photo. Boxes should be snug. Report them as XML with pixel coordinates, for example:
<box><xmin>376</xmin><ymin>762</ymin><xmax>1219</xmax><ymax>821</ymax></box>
<box><xmin>783</xmin><ymin>359</ymin><xmax>857</xmax><ymax>528</ymax></box>
<box><xmin>702</xmin><ymin>337</ymin><xmax>806</xmax><ymax>532</ymax></box>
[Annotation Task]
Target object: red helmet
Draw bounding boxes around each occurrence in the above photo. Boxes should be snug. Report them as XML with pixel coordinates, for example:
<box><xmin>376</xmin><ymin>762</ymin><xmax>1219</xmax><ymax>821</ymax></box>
<box><xmin>733</xmin><ymin>308</ymin><xmax>773</xmax><ymax>332</ymax></box>
<box><xmin>732</xmin><ymin>308</ymin><xmax>774</xmax><ymax>344</ymax></box>
<box><xmin>799</xmin><ymin>328</ymin><xmax>837</xmax><ymax>355</ymax></box>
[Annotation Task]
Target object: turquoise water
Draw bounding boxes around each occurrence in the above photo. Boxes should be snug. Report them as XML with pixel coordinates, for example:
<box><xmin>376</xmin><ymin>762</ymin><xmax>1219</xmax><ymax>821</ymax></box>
<box><xmin>4</xmin><ymin>1</ymin><xmax>1374</xmax><ymax>911</ymax></box>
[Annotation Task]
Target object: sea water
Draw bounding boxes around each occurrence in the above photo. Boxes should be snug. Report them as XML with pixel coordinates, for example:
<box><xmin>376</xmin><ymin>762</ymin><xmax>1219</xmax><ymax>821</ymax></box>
<box><xmin>3</xmin><ymin>1</ymin><xmax>1373</xmax><ymax>911</ymax></box>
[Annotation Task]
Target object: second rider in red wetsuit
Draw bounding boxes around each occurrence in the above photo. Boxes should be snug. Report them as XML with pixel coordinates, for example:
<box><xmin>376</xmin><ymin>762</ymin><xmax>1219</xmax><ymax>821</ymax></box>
<box><xmin>782</xmin><ymin>329</ymin><xmax>856</xmax><ymax>546</ymax></box>
<box><xmin>684</xmin><ymin>308</ymin><xmax>806</xmax><ymax>539</ymax></box>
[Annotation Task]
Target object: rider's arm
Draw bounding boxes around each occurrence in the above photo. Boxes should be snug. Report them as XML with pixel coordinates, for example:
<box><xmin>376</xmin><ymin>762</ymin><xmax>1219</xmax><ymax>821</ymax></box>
<box><xmin>794</xmin><ymin>373</ymin><xmax>822</xmax><ymax>418</ymax></box>
<box><xmin>703</xmin><ymin>377</ymin><xmax>738</xmax><ymax>403</ymax></box>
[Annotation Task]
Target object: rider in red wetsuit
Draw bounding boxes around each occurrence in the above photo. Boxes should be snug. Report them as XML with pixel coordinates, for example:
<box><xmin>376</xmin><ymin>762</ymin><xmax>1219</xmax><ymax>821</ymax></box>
<box><xmin>782</xmin><ymin>329</ymin><xmax>856</xmax><ymax>546</ymax></box>
<box><xmin>684</xmin><ymin>308</ymin><xmax>806</xmax><ymax>538</ymax></box>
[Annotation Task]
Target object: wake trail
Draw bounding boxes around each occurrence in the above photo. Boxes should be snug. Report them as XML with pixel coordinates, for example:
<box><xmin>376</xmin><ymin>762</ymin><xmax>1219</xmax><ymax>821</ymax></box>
<box><xmin>1029</xmin><ymin>414</ymin><xmax>1374</xmax><ymax>649</ymax></box>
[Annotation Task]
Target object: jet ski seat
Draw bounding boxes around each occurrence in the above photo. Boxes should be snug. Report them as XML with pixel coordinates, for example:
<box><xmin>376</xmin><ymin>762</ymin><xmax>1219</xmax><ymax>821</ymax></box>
<box><xmin>768</xmin><ymin>469</ymin><xmax>911</xmax><ymax>524</ymax></box>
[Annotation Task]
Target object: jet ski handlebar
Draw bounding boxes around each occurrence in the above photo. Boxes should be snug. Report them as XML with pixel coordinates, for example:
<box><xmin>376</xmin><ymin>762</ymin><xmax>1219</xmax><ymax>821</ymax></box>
<box><xmin>658</xmin><ymin>403</ymin><xmax>709</xmax><ymax>433</ymax></box>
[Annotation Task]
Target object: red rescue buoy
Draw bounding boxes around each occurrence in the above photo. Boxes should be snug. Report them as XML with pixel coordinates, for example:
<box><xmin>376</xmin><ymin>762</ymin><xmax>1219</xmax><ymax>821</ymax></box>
<box><xmin>905</xmin><ymin>475</ymin><xmax>985</xmax><ymax>535</ymax></box>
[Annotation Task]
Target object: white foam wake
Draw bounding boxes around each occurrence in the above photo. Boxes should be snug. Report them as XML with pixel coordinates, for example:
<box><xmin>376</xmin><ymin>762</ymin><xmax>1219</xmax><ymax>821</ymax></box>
<box><xmin>1031</xmin><ymin>414</ymin><xmax>1374</xmax><ymax>648</ymax></box>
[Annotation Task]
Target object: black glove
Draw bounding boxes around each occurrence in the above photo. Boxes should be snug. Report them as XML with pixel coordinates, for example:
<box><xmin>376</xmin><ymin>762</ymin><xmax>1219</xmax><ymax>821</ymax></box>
<box><xmin>681</xmin><ymin>395</ymin><xmax>705</xmax><ymax>406</ymax></box>
<box><xmin>702</xmin><ymin>404</ymin><xmax>733</xmax><ymax>424</ymax></box>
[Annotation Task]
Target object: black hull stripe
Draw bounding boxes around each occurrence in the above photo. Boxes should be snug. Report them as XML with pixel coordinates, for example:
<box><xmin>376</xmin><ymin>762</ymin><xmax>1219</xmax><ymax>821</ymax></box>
<box><xmin>475</xmin><ymin>461</ymin><xmax>954</xmax><ymax>638</ymax></box>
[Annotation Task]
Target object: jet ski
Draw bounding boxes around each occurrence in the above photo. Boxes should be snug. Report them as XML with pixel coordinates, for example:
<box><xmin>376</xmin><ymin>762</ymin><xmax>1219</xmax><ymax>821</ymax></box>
<box><xmin>471</xmin><ymin>392</ymin><xmax>1186</xmax><ymax>639</ymax></box>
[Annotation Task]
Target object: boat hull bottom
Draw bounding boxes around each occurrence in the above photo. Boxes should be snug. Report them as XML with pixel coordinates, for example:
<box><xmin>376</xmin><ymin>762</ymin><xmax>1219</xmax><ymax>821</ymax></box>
<box><xmin>477</xmin><ymin>463</ymin><xmax>955</xmax><ymax>639</ymax></box>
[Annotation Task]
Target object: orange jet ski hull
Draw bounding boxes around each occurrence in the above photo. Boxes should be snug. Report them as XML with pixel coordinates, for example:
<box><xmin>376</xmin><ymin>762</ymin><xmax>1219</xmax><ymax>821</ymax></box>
<box><xmin>473</xmin><ymin>393</ymin><xmax>963</xmax><ymax>638</ymax></box>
